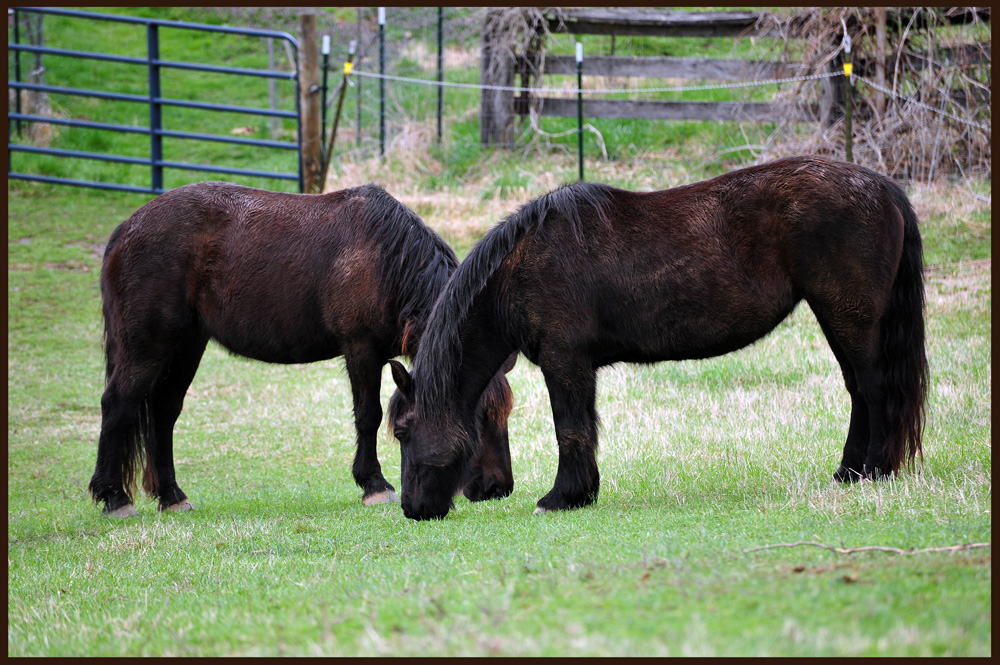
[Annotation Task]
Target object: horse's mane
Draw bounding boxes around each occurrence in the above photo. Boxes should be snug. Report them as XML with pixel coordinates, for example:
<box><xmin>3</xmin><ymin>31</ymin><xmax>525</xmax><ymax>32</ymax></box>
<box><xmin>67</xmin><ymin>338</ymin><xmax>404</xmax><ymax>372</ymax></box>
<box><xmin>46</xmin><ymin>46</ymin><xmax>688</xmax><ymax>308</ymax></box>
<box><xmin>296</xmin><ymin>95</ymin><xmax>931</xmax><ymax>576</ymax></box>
<box><xmin>351</xmin><ymin>184</ymin><xmax>459</xmax><ymax>356</ymax></box>
<box><xmin>412</xmin><ymin>181</ymin><xmax>613</xmax><ymax>416</ymax></box>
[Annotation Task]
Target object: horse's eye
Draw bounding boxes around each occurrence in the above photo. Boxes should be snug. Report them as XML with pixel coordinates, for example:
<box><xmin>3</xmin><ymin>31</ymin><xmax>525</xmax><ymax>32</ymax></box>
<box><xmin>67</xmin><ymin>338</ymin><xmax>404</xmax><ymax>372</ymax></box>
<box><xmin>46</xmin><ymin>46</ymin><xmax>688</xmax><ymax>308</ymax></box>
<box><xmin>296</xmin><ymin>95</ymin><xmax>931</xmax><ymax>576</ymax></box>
<box><xmin>393</xmin><ymin>424</ymin><xmax>409</xmax><ymax>443</ymax></box>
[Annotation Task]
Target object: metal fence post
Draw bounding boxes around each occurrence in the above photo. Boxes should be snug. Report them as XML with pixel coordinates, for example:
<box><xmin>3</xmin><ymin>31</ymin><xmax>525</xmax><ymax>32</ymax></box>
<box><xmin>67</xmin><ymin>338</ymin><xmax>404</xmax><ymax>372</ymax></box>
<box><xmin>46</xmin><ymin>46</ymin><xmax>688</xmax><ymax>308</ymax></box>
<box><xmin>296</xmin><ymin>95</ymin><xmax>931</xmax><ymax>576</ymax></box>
<box><xmin>320</xmin><ymin>41</ymin><xmax>355</xmax><ymax>185</ymax></box>
<box><xmin>321</xmin><ymin>34</ymin><xmax>330</xmax><ymax>165</ymax></box>
<box><xmin>147</xmin><ymin>23</ymin><xmax>164</xmax><ymax>193</ymax></box>
<box><xmin>437</xmin><ymin>7</ymin><xmax>443</xmax><ymax>145</ymax></box>
<box><xmin>842</xmin><ymin>21</ymin><xmax>853</xmax><ymax>163</ymax></box>
<box><xmin>576</xmin><ymin>42</ymin><xmax>584</xmax><ymax>182</ymax></box>
<box><xmin>356</xmin><ymin>8</ymin><xmax>363</xmax><ymax>149</ymax></box>
<box><xmin>379</xmin><ymin>7</ymin><xmax>386</xmax><ymax>159</ymax></box>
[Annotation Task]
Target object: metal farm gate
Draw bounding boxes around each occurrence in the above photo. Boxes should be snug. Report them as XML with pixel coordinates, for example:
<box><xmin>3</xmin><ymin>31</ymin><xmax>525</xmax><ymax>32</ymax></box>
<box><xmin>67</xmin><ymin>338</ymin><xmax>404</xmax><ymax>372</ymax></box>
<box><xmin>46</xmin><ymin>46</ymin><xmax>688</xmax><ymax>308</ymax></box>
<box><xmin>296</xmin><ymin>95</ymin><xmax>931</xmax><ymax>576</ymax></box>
<box><xmin>8</xmin><ymin>7</ymin><xmax>304</xmax><ymax>193</ymax></box>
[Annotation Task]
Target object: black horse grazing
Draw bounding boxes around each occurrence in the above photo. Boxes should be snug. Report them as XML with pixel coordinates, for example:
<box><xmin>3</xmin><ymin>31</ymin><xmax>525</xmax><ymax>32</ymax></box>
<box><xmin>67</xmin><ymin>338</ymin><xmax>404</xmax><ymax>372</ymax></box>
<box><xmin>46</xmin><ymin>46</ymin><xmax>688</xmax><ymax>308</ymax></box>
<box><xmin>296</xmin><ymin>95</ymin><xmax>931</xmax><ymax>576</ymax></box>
<box><xmin>388</xmin><ymin>156</ymin><xmax>929</xmax><ymax>520</ymax></box>
<box><xmin>90</xmin><ymin>181</ymin><xmax>515</xmax><ymax>518</ymax></box>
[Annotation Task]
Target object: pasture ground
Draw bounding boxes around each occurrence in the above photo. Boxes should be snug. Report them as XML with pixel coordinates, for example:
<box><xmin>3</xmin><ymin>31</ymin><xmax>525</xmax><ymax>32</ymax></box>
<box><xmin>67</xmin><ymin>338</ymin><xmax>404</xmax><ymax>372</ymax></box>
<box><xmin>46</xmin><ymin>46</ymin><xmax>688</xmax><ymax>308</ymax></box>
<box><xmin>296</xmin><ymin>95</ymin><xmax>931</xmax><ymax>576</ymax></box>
<box><xmin>7</xmin><ymin>161</ymin><xmax>991</xmax><ymax>655</ymax></box>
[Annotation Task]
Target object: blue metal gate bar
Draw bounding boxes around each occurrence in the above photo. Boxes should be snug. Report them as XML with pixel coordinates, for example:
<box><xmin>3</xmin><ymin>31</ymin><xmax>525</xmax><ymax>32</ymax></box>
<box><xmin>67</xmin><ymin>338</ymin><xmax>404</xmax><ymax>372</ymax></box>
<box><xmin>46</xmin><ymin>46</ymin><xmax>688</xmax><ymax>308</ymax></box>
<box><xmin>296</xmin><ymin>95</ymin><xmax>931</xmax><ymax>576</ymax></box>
<box><xmin>10</xmin><ymin>142</ymin><xmax>299</xmax><ymax>164</ymax></box>
<box><xmin>15</xmin><ymin>6</ymin><xmax>291</xmax><ymax>35</ymax></box>
<box><xmin>8</xmin><ymin>7</ymin><xmax>303</xmax><ymax>194</ymax></box>
<box><xmin>8</xmin><ymin>113</ymin><xmax>298</xmax><ymax>149</ymax></box>
<box><xmin>7</xmin><ymin>173</ymin><xmax>164</xmax><ymax>194</ymax></box>
<box><xmin>10</xmin><ymin>43</ymin><xmax>298</xmax><ymax>81</ymax></box>
<box><xmin>9</xmin><ymin>82</ymin><xmax>300</xmax><ymax>118</ymax></box>
<box><xmin>156</xmin><ymin>130</ymin><xmax>296</xmax><ymax>150</ymax></box>
<box><xmin>10</xmin><ymin>144</ymin><xmax>154</xmax><ymax>165</ymax></box>
<box><xmin>8</xmin><ymin>113</ymin><xmax>152</xmax><ymax>134</ymax></box>
<box><xmin>157</xmin><ymin>161</ymin><xmax>300</xmax><ymax>180</ymax></box>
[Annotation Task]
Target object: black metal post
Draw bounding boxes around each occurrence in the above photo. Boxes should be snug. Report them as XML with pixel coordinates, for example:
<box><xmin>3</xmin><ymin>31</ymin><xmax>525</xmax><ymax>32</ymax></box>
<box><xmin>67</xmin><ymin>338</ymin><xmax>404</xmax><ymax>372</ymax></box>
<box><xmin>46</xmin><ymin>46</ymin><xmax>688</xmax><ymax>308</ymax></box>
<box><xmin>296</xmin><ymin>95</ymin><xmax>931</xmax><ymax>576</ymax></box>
<box><xmin>147</xmin><ymin>24</ymin><xmax>164</xmax><ymax>192</ymax></box>
<box><xmin>356</xmin><ymin>8</ymin><xmax>362</xmax><ymax>148</ymax></box>
<box><xmin>576</xmin><ymin>42</ymin><xmax>584</xmax><ymax>182</ymax></box>
<box><xmin>320</xmin><ymin>41</ymin><xmax>355</xmax><ymax>185</ymax></box>
<box><xmin>437</xmin><ymin>7</ymin><xmax>443</xmax><ymax>145</ymax></box>
<box><xmin>379</xmin><ymin>7</ymin><xmax>386</xmax><ymax>159</ymax></box>
<box><xmin>842</xmin><ymin>21</ymin><xmax>853</xmax><ymax>163</ymax></box>
<box><xmin>321</xmin><ymin>35</ymin><xmax>330</xmax><ymax>165</ymax></box>
<box><xmin>844</xmin><ymin>52</ymin><xmax>853</xmax><ymax>163</ymax></box>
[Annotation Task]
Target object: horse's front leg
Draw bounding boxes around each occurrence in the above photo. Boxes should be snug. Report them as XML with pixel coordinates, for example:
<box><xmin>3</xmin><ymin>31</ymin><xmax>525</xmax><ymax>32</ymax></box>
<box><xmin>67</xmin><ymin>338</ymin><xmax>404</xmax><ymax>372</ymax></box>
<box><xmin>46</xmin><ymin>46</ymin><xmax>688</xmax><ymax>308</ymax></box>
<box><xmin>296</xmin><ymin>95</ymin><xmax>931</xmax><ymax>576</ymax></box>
<box><xmin>462</xmin><ymin>354</ymin><xmax>517</xmax><ymax>501</ymax></box>
<box><xmin>149</xmin><ymin>333</ymin><xmax>208</xmax><ymax>512</ymax></box>
<box><xmin>535</xmin><ymin>353</ymin><xmax>600</xmax><ymax>513</ymax></box>
<box><xmin>345</xmin><ymin>347</ymin><xmax>396</xmax><ymax>505</ymax></box>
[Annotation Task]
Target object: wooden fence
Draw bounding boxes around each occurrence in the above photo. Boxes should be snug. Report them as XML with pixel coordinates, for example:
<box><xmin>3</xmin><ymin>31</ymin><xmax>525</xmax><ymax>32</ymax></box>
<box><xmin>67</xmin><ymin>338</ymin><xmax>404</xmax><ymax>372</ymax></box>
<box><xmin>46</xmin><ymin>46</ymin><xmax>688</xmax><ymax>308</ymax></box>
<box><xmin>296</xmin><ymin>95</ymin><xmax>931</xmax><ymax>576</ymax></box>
<box><xmin>481</xmin><ymin>9</ymin><xmax>808</xmax><ymax>145</ymax></box>
<box><xmin>481</xmin><ymin>7</ymin><xmax>990</xmax><ymax>146</ymax></box>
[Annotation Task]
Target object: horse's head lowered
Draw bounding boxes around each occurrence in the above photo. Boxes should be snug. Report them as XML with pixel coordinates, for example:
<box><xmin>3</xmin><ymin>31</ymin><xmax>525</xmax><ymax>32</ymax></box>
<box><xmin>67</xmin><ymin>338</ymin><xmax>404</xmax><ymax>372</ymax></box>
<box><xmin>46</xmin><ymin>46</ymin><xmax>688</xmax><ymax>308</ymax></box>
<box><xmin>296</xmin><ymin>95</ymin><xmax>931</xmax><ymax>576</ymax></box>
<box><xmin>388</xmin><ymin>360</ymin><xmax>467</xmax><ymax>520</ymax></box>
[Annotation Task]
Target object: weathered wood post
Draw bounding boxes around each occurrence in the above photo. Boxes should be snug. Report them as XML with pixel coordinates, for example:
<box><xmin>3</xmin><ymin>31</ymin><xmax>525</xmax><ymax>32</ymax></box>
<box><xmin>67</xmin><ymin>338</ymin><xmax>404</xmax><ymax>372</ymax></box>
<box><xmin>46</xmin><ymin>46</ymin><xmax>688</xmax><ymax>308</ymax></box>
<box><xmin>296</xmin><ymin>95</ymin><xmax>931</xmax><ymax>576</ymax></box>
<box><xmin>873</xmin><ymin>8</ymin><xmax>887</xmax><ymax>116</ymax></box>
<box><xmin>298</xmin><ymin>11</ymin><xmax>322</xmax><ymax>193</ymax></box>
<box><xmin>480</xmin><ymin>9</ymin><xmax>515</xmax><ymax>146</ymax></box>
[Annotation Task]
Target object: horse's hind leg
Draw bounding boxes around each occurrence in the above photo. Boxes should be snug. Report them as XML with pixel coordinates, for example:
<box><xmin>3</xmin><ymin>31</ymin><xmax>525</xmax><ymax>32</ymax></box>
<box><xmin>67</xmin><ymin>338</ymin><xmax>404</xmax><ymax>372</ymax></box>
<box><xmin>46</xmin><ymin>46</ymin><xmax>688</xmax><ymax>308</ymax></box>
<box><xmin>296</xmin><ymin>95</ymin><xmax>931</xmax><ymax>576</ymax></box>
<box><xmin>90</xmin><ymin>361</ymin><xmax>164</xmax><ymax>518</ymax></box>
<box><xmin>344</xmin><ymin>345</ymin><xmax>395</xmax><ymax>505</ymax></box>
<box><xmin>148</xmin><ymin>330</ymin><xmax>209</xmax><ymax>512</ymax></box>
<box><xmin>536</xmin><ymin>352</ymin><xmax>600</xmax><ymax>513</ymax></box>
<box><xmin>817</xmin><ymin>324</ymin><xmax>872</xmax><ymax>482</ymax></box>
<box><xmin>833</xmin><ymin>387</ymin><xmax>872</xmax><ymax>482</ymax></box>
<box><xmin>813</xmin><ymin>311</ymin><xmax>889</xmax><ymax>481</ymax></box>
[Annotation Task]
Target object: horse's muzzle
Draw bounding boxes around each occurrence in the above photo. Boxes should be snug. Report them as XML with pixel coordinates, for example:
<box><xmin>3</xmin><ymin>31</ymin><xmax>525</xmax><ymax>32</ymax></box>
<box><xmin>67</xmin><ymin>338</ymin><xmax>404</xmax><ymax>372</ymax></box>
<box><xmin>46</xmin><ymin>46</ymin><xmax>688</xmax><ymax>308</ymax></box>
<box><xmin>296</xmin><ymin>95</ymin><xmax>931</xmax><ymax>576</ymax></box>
<box><xmin>401</xmin><ymin>492</ymin><xmax>451</xmax><ymax>520</ymax></box>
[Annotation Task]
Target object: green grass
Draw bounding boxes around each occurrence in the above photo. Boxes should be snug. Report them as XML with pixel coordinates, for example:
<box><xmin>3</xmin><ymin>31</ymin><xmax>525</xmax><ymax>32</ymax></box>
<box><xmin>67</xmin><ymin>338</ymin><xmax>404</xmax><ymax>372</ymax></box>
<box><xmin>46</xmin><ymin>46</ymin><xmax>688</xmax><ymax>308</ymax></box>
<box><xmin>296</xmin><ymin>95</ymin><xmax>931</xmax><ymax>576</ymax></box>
<box><xmin>7</xmin><ymin>169</ymin><xmax>991</xmax><ymax>656</ymax></box>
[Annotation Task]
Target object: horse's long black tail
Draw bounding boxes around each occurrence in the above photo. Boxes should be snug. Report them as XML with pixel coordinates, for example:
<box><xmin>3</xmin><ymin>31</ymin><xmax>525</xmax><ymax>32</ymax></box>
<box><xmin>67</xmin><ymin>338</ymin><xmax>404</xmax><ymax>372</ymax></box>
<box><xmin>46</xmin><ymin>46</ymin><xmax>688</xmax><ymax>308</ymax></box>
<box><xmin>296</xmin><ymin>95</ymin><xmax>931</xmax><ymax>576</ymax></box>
<box><xmin>89</xmin><ymin>221</ymin><xmax>156</xmax><ymax>504</ymax></box>
<box><xmin>880</xmin><ymin>183</ymin><xmax>929</xmax><ymax>474</ymax></box>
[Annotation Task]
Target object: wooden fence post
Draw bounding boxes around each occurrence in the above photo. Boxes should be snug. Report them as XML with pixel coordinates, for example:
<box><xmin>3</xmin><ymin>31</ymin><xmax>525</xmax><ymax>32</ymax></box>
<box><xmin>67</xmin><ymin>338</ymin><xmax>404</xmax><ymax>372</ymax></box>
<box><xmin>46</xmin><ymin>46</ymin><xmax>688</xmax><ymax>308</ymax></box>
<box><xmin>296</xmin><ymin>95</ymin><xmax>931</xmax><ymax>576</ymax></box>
<box><xmin>298</xmin><ymin>11</ymin><xmax>322</xmax><ymax>193</ymax></box>
<box><xmin>873</xmin><ymin>8</ymin><xmax>887</xmax><ymax>116</ymax></box>
<box><xmin>480</xmin><ymin>9</ymin><xmax>514</xmax><ymax>146</ymax></box>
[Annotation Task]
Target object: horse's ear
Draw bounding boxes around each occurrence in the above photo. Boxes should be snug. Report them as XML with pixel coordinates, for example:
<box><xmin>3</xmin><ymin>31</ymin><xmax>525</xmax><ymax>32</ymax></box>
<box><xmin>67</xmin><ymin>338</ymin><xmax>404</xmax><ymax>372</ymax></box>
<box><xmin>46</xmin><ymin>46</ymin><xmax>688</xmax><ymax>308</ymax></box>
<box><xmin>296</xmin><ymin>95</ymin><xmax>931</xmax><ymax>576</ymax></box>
<box><xmin>388</xmin><ymin>360</ymin><xmax>413</xmax><ymax>400</ymax></box>
<box><xmin>501</xmin><ymin>351</ymin><xmax>518</xmax><ymax>374</ymax></box>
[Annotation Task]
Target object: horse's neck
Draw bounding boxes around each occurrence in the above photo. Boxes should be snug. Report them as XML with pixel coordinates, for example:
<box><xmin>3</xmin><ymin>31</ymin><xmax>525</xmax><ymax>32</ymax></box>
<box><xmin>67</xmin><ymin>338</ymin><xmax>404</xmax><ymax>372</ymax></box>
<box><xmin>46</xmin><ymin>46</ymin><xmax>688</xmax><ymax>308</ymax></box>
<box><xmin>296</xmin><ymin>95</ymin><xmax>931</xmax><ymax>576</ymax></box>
<box><xmin>453</xmin><ymin>309</ymin><xmax>515</xmax><ymax>418</ymax></box>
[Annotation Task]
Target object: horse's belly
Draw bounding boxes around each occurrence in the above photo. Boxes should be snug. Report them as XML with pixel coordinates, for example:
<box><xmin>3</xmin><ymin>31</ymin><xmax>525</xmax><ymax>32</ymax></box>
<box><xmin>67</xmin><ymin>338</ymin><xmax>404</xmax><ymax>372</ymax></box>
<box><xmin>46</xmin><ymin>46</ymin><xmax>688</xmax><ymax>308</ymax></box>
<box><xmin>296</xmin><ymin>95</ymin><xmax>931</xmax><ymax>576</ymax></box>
<box><xmin>213</xmin><ymin>330</ymin><xmax>343</xmax><ymax>365</ymax></box>
<box><xmin>203</xmin><ymin>303</ymin><xmax>344</xmax><ymax>364</ymax></box>
<box><xmin>594</xmin><ymin>286</ymin><xmax>797</xmax><ymax>364</ymax></box>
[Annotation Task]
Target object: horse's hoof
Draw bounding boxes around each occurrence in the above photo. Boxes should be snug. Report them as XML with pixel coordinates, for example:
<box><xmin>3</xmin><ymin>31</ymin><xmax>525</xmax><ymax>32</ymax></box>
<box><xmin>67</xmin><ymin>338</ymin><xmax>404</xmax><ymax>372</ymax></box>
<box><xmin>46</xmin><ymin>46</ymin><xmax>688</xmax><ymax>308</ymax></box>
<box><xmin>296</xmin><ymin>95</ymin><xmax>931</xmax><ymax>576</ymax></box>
<box><xmin>833</xmin><ymin>465</ymin><xmax>862</xmax><ymax>483</ymax></box>
<box><xmin>363</xmin><ymin>490</ymin><xmax>398</xmax><ymax>505</ymax></box>
<box><xmin>862</xmin><ymin>463</ymin><xmax>891</xmax><ymax>481</ymax></box>
<box><xmin>105</xmin><ymin>504</ymin><xmax>138</xmax><ymax>519</ymax></box>
<box><xmin>163</xmin><ymin>500</ymin><xmax>195</xmax><ymax>512</ymax></box>
<box><xmin>533</xmin><ymin>506</ymin><xmax>551</xmax><ymax>515</ymax></box>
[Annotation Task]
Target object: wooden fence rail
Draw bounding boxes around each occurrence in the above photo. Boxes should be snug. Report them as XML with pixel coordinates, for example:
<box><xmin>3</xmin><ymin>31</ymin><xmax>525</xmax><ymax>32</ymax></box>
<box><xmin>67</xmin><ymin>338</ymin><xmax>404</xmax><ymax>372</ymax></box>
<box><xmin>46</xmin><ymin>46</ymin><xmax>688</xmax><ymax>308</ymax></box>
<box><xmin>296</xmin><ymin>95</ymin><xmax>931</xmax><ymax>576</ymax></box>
<box><xmin>482</xmin><ymin>9</ymin><xmax>808</xmax><ymax>144</ymax></box>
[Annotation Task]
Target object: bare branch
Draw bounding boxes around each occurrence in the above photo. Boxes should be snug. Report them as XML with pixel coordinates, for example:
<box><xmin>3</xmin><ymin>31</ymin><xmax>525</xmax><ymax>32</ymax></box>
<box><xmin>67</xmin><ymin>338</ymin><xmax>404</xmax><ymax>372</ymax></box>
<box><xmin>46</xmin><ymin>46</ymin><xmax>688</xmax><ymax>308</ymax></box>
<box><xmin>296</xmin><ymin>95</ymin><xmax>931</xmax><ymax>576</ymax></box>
<box><xmin>744</xmin><ymin>541</ymin><xmax>990</xmax><ymax>556</ymax></box>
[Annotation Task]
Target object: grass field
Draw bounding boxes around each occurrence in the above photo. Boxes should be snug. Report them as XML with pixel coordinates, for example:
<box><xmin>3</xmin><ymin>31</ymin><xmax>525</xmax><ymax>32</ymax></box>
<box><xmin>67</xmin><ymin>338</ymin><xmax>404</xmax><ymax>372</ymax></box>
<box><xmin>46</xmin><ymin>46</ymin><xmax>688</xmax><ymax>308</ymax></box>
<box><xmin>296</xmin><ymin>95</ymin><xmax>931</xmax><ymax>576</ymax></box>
<box><xmin>7</xmin><ymin>7</ymin><xmax>991</xmax><ymax>657</ymax></box>
<box><xmin>7</xmin><ymin>165</ymin><xmax>991</xmax><ymax>656</ymax></box>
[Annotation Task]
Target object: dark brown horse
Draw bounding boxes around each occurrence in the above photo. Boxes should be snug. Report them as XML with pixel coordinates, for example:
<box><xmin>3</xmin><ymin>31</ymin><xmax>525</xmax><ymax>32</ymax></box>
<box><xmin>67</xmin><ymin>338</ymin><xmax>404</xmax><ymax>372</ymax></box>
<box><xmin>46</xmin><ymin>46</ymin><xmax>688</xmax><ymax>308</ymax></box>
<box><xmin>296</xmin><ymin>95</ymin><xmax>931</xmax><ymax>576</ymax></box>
<box><xmin>388</xmin><ymin>156</ymin><xmax>929</xmax><ymax>520</ymax></box>
<box><xmin>90</xmin><ymin>181</ymin><xmax>515</xmax><ymax>518</ymax></box>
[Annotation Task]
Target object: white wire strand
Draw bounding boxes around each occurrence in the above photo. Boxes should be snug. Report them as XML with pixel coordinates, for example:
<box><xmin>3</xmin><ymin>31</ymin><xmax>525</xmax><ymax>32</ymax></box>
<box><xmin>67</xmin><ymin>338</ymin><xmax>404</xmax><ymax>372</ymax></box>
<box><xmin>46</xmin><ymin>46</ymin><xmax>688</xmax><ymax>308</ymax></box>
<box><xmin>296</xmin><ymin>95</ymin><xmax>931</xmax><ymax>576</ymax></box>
<box><xmin>351</xmin><ymin>68</ymin><xmax>841</xmax><ymax>95</ymax></box>
<box><xmin>349</xmin><ymin>68</ymin><xmax>990</xmax><ymax>133</ymax></box>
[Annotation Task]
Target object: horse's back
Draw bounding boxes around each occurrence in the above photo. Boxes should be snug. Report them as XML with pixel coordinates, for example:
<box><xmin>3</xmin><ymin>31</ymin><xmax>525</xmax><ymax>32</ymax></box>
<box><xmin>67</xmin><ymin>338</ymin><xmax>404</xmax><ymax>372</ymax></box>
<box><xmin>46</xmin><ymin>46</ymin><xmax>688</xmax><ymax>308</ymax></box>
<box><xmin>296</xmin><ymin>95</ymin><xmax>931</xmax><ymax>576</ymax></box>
<box><xmin>101</xmin><ymin>182</ymin><xmax>396</xmax><ymax>363</ymax></box>
<box><xmin>501</xmin><ymin>157</ymin><xmax>908</xmax><ymax>364</ymax></box>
